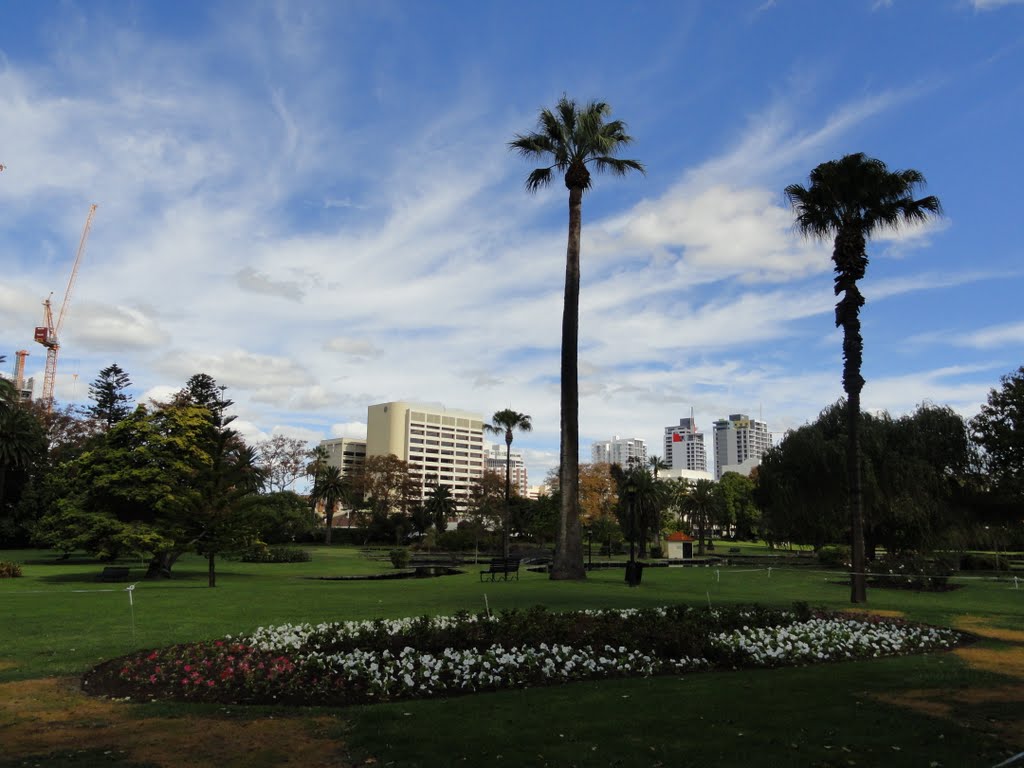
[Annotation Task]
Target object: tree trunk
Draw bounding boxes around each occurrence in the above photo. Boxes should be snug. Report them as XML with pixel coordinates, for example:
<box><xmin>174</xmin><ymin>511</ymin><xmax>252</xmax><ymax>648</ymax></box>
<box><xmin>835</xmin><ymin>225</ymin><xmax>868</xmax><ymax>604</ymax></box>
<box><xmin>208</xmin><ymin>552</ymin><xmax>216</xmax><ymax>588</ymax></box>
<box><xmin>551</xmin><ymin>184</ymin><xmax>586</xmax><ymax>580</ymax></box>
<box><xmin>145</xmin><ymin>550</ymin><xmax>179</xmax><ymax>579</ymax></box>
<box><xmin>504</xmin><ymin>434</ymin><xmax>512</xmax><ymax>559</ymax></box>
<box><xmin>325</xmin><ymin>503</ymin><xmax>334</xmax><ymax>545</ymax></box>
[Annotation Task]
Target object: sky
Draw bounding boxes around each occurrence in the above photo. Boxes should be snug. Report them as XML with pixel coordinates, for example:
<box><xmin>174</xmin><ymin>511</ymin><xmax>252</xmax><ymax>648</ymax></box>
<box><xmin>1</xmin><ymin>0</ymin><xmax>1023</xmax><ymax>486</ymax></box>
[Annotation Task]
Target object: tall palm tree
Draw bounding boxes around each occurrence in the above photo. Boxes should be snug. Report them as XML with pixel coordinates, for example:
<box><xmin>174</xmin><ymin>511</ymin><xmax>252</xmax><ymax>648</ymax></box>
<box><xmin>310</xmin><ymin>465</ymin><xmax>349</xmax><ymax>545</ymax></box>
<box><xmin>510</xmin><ymin>96</ymin><xmax>644</xmax><ymax>580</ymax></box>
<box><xmin>785</xmin><ymin>153</ymin><xmax>941</xmax><ymax>603</ymax></box>
<box><xmin>484</xmin><ymin>408</ymin><xmax>532</xmax><ymax>558</ymax></box>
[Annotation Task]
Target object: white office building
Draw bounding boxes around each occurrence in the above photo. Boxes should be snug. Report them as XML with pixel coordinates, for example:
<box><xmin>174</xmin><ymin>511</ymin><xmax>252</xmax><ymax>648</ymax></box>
<box><xmin>591</xmin><ymin>435</ymin><xmax>647</xmax><ymax>468</ymax></box>
<box><xmin>318</xmin><ymin>437</ymin><xmax>367</xmax><ymax>479</ymax></box>
<box><xmin>484</xmin><ymin>442</ymin><xmax>528</xmax><ymax>497</ymax></box>
<box><xmin>664</xmin><ymin>417</ymin><xmax>707</xmax><ymax>473</ymax></box>
<box><xmin>712</xmin><ymin>413</ymin><xmax>771</xmax><ymax>480</ymax></box>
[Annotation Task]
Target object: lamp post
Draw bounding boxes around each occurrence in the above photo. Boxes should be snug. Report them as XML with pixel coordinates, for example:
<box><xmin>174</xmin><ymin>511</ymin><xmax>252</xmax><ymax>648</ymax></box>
<box><xmin>625</xmin><ymin>477</ymin><xmax>639</xmax><ymax>587</ymax></box>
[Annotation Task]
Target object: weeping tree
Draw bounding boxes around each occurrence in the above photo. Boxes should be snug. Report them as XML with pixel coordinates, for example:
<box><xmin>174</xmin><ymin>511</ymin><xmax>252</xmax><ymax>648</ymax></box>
<box><xmin>786</xmin><ymin>153</ymin><xmax>941</xmax><ymax>603</ymax></box>
<box><xmin>510</xmin><ymin>96</ymin><xmax>644</xmax><ymax>580</ymax></box>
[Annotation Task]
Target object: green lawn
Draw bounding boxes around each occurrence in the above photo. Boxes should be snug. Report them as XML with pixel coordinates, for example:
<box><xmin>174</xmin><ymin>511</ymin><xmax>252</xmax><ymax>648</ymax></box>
<box><xmin>1</xmin><ymin>546</ymin><xmax>1022</xmax><ymax>767</ymax></box>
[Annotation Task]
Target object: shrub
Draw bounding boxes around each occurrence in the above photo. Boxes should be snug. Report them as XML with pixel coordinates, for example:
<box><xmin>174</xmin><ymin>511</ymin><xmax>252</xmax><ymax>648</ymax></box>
<box><xmin>817</xmin><ymin>545</ymin><xmax>850</xmax><ymax>569</ymax></box>
<box><xmin>241</xmin><ymin>545</ymin><xmax>311</xmax><ymax>563</ymax></box>
<box><xmin>649</xmin><ymin>546</ymin><xmax>663</xmax><ymax>559</ymax></box>
<box><xmin>960</xmin><ymin>553</ymin><xmax>1010</xmax><ymax>572</ymax></box>
<box><xmin>866</xmin><ymin>553</ymin><xmax>951</xmax><ymax>590</ymax></box>
<box><xmin>389</xmin><ymin>548</ymin><xmax>411</xmax><ymax>569</ymax></box>
<box><xmin>0</xmin><ymin>561</ymin><xmax>22</xmax><ymax>578</ymax></box>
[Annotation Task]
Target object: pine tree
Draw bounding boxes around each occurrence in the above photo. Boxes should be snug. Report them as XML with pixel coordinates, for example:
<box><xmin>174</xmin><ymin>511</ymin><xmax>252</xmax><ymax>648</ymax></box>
<box><xmin>87</xmin><ymin>363</ymin><xmax>133</xmax><ymax>428</ymax></box>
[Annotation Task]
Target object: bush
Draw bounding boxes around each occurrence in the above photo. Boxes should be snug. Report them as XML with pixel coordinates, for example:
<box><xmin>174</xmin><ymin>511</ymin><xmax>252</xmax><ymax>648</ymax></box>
<box><xmin>866</xmin><ymin>553</ymin><xmax>951</xmax><ymax>591</ymax></box>
<box><xmin>389</xmin><ymin>548</ymin><xmax>411</xmax><ymax>569</ymax></box>
<box><xmin>817</xmin><ymin>545</ymin><xmax>850</xmax><ymax>569</ymax></box>
<box><xmin>241</xmin><ymin>544</ymin><xmax>312</xmax><ymax>563</ymax></box>
<box><xmin>960</xmin><ymin>553</ymin><xmax>1010</xmax><ymax>572</ymax></box>
<box><xmin>649</xmin><ymin>546</ymin><xmax>664</xmax><ymax>559</ymax></box>
<box><xmin>0</xmin><ymin>561</ymin><xmax>22</xmax><ymax>578</ymax></box>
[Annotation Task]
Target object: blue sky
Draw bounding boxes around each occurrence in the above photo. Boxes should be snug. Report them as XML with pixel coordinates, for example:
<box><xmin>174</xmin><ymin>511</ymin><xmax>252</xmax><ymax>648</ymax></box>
<box><xmin>1</xmin><ymin>0</ymin><xmax>1022</xmax><ymax>484</ymax></box>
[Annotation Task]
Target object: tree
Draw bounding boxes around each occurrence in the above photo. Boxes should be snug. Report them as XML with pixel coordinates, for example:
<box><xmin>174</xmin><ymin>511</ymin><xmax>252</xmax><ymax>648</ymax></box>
<box><xmin>425</xmin><ymin>482</ymin><xmax>456</xmax><ymax>533</ymax></box>
<box><xmin>510</xmin><ymin>96</ymin><xmax>644</xmax><ymax>580</ymax></box>
<box><xmin>255</xmin><ymin>435</ymin><xmax>311</xmax><ymax>493</ymax></box>
<box><xmin>175</xmin><ymin>373</ymin><xmax>233</xmax><ymax>427</ymax></box>
<box><xmin>715</xmin><ymin>471</ymin><xmax>759</xmax><ymax>540</ymax></box>
<box><xmin>484</xmin><ymin>408</ymin><xmax>532</xmax><ymax>558</ymax></box>
<box><xmin>971</xmin><ymin>367</ymin><xmax>1024</xmax><ymax>499</ymax></box>
<box><xmin>310</xmin><ymin>465</ymin><xmax>348</xmax><ymax>544</ymax></box>
<box><xmin>35</xmin><ymin>403</ymin><xmax>213</xmax><ymax>571</ymax></box>
<box><xmin>682</xmin><ymin>479</ymin><xmax>718</xmax><ymax>556</ymax></box>
<box><xmin>87</xmin><ymin>363</ymin><xmax>133</xmax><ymax>429</ymax></box>
<box><xmin>0</xmin><ymin>399</ymin><xmax>47</xmax><ymax>544</ymax></box>
<box><xmin>648</xmin><ymin>456</ymin><xmax>669</xmax><ymax>478</ymax></box>
<box><xmin>353</xmin><ymin>455</ymin><xmax>418</xmax><ymax>539</ymax></box>
<box><xmin>185</xmin><ymin>431</ymin><xmax>267</xmax><ymax>587</ymax></box>
<box><xmin>611</xmin><ymin>463</ymin><xmax>666</xmax><ymax>558</ymax></box>
<box><xmin>247</xmin><ymin>491</ymin><xmax>319</xmax><ymax>543</ymax></box>
<box><xmin>786</xmin><ymin>153</ymin><xmax>941</xmax><ymax>603</ymax></box>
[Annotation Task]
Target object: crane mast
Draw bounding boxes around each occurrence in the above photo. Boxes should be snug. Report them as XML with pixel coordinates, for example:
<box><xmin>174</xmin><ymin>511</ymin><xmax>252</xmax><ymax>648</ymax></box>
<box><xmin>35</xmin><ymin>203</ymin><xmax>98</xmax><ymax>409</ymax></box>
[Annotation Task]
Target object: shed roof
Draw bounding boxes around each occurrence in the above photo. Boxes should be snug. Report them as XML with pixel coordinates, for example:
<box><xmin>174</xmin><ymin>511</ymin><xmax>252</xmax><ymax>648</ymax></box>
<box><xmin>665</xmin><ymin>531</ymin><xmax>695</xmax><ymax>542</ymax></box>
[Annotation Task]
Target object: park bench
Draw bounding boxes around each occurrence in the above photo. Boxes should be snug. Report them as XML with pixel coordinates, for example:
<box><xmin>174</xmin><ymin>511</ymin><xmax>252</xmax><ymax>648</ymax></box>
<box><xmin>479</xmin><ymin>557</ymin><xmax>521</xmax><ymax>582</ymax></box>
<box><xmin>98</xmin><ymin>566</ymin><xmax>130</xmax><ymax>582</ymax></box>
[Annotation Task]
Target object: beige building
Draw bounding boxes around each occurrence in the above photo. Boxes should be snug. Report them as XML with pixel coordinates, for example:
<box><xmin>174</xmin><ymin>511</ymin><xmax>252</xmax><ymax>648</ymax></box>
<box><xmin>319</xmin><ymin>437</ymin><xmax>367</xmax><ymax>479</ymax></box>
<box><xmin>367</xmin><ymin>401</ymin><xmax>486</xmax><ymax>509</ymax></box>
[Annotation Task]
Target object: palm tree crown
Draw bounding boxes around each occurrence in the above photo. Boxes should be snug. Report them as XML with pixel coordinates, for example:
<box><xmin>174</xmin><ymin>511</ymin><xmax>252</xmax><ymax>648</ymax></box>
<box><xmin>509</xmin><ymin>97</ymin><xmax>645</xmax><ymax>193</ymax></box>
<box><xmin>786</xmin><ymin>152</ymin><xmax>941</xmax><ymax>603</ymax></box>
<box><xmin>310</xmin><ymin>465</ymin><xmax>349</xmax><ymax>545</ymax></box>
<box><xmin>510</xmin><ymin>96</ymin><xmax>643</xmax><ymax>581</ymax></box>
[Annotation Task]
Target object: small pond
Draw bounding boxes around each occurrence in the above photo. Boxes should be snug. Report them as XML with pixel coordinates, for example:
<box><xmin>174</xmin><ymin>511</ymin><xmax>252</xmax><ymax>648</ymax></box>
<box><xmin>309</xmin><ymin>566</ymin><xmax>464</xmax><ymax>582</ymax></box>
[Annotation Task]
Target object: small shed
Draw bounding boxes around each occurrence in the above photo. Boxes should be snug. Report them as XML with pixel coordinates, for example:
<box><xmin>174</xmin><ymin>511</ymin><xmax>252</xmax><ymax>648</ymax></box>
<box><xmin>664</xmin><ymin>531</ymin><xmax>695</xmax><ymax>560</ymax></box>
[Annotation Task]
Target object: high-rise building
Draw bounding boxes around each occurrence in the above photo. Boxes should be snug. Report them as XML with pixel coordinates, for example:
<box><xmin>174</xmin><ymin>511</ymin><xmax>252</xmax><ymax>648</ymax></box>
<box><xmin>318</xmin><ymin>437</ymin><xmax>367</xmax><ymax>479</ymax></box>
<box><xmin>712</xmin><ymin>413</ymin><xmax>771</xmax><ymax>480</ymax></box>
<box><xmin>591</xmin><ymin>435</ymin><xmax>647</xmax><ymax>468</ymax></box>
<box><xmin>664</xmin><ymin>417</ymin><xmax>707</xmax><ymax>473</ymax></box>
<box><xmin>484</xmin><ymin>442</ymin><xmax>528</xmax><ymax>497</ymax></box>
<box><xmin>366</xmin><ymin>401</ymin><xmax>486</xmax><ymax>509</ymax></box>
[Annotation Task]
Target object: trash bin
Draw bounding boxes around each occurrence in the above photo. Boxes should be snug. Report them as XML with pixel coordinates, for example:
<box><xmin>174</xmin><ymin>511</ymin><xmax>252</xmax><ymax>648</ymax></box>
<box><xmin>625</xmin><ymin>561</ymin><xmax>644</xmax><ymax>586</ymax></box>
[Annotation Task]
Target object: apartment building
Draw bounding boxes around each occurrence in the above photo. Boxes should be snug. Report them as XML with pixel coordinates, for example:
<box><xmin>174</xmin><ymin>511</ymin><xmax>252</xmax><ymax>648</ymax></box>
<box><xmin>663</xmin><ymin>416</ymin><xmax>707</xmax><ymax>473</ymax></box>
<box><xmin>484</xmin><ymin>442</ymin><xmax>529</xmax><ymax>497</ymax></box>
<box><xmin>712</xmin><ymin>413</ymin><xmax>771</xmax><ymax>480</ymax></box>
<box><xmin>591</xmin><ymin>435</ymin><xmax>647</xmax><ymax>468</ymax></box>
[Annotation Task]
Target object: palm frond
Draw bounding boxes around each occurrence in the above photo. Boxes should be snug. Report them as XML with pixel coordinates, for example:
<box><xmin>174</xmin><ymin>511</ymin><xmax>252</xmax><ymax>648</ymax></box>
<box><xmin>591</xmin><ymin>156</ymin><xmax>645</xmax><ymax>177</ymax></box>
<box><xmin>525</xmin><ymin>167</ymin><xmax>554</xmax><ymax>191</ymax></box>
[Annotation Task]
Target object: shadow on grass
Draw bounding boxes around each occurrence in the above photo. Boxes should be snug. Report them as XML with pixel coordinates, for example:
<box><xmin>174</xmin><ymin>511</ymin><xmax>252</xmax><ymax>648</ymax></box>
<box><xmin>0</xmin><ymin>749</ymin><xmax>160</xmax><ymax>768</ymax></box>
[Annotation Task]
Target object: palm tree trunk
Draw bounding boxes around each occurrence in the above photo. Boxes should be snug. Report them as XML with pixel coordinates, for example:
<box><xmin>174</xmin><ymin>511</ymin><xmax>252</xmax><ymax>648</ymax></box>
<box><xmin>836</xmin><ymin>226</ymin><xmax>868</xmax><ymax>604</ymax></box>
<box><xmin>551</xmin><ymin>184</ymin><xmax>586</xmax><ymax>580</ymax></box>
<box><xmin>847</xmin><ymin>390</ymin><xmax>867</xmax><ymax>602</ymax></box>
<box><xmin>325</xmin><ymin>503</ymin><xmax>334</xmax><ymax>545</ymax></box>
<box><xmin>208</xmin><ymin>552</ymin><xmax>216</xmax><ymax>588</ymax></box>
<box><xmin>504</xmin><ymin>433</ymin><xmax>512</xmax><ymax>559</ymax></box>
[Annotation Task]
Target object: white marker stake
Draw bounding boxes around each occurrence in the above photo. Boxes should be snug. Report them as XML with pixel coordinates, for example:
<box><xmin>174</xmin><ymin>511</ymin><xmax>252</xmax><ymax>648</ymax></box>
<box><xmin>126</xmin><ymin>584</ymin><xmax>136</xmax><ymax>640</ymax></box>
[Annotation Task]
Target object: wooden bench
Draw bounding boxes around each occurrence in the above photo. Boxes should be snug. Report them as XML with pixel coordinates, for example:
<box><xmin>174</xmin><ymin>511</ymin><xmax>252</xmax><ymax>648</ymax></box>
<box><xmin>479</xmin><ymin>558</ymin><xmax>521</xmax><ymax>582</ymax></box>
<box><xmin>98</xmin><ymin>566</ymin><xmax>130</xmax><ymax>582</ymax></box>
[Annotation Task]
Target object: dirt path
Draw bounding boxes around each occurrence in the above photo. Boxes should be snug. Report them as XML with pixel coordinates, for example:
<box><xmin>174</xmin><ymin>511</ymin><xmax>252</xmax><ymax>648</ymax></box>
<box><xmin>0</xmin><ymin>676</ymin><xmax>352</xmax><ymax>768</ymax></box>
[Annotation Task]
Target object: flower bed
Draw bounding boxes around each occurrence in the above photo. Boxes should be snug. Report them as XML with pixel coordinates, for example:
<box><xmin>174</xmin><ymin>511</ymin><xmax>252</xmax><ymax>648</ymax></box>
<box><xmin>82</xmin><ymin>604</ymin><xmax>963</xmax><ymax>707</ymax></box>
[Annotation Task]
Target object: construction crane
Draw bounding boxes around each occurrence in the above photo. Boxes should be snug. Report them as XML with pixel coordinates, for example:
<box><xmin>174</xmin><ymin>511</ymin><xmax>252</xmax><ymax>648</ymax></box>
<box><xmin>34</xmin><ymin>204</ymin><xmax>98</xmax><ymax>409</ymax></box>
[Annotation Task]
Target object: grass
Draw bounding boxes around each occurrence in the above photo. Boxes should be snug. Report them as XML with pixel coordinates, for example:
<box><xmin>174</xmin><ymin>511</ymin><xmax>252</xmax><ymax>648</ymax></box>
<box><xmin>2</xmin><ymin>545</ymin><xmax>1023</xmax><ymax>767</ymax></box>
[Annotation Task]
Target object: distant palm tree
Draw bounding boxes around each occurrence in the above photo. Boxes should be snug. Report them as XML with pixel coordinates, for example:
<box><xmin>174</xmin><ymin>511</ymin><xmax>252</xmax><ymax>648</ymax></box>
<box><xmin>425</xmin><ymin>482</ymin><xmax>456</xmax><ymax>534</ymax></box>
<box><xmin>310</xmin><ymin>465</ymin><xmax>349</xmax><ymax>545</ymax></box>
<box><xmin>485</xmin><ymin>409</ymin><xmax>532</xmax><ymax>558</ymax></box>
<box><xmin>683</xmin><ymin>478</ymin><xmax>717</xmax><ymax>556</ymax></box>
<box><xmin>648</xmin><ymin>455</ymin><xmax>669</xmax><ymax>479</ymax></box>
<box><xmin>786</xmin><ymin>153</ymin><xmax>941</xmax><ymax>603</ymax></box>
<box><xmin>510</xmin><ymin>97</ymin><xmax>644</xmax><ymax>580</ymax></box>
